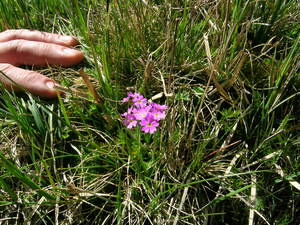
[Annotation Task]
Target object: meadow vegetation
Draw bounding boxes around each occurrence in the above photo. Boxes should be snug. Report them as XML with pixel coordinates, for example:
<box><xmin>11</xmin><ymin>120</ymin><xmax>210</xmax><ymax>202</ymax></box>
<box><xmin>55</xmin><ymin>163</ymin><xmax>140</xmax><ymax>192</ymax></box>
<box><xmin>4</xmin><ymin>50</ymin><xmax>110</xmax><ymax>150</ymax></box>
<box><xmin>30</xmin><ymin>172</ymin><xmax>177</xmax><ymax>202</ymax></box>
<box><xmin>0</xmin><ymin>0</ymin><xmax>300</xmax><ymax>224</ymax></box>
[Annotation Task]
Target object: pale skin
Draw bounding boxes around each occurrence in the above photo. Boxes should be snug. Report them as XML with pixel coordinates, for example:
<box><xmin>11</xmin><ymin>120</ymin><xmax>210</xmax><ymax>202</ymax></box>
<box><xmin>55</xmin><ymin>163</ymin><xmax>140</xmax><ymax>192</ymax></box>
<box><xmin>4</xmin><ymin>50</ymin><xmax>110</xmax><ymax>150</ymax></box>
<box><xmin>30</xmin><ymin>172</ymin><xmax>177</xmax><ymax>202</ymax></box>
<box><xmin>0</xmin><ymin>29</ymin><xmax>84</xmax><ymax>98</ymax></box>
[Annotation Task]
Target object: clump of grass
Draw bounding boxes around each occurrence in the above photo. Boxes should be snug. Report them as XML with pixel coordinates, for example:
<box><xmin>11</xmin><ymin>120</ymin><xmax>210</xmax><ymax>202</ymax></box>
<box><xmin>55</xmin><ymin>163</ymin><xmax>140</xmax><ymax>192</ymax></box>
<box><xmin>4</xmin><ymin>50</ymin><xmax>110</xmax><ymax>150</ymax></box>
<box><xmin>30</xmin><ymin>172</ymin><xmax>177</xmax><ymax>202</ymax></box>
<box><xmin>1</xmin><ymin>0</ymin><xmax>300</xmax><ymax>224</ymax></box>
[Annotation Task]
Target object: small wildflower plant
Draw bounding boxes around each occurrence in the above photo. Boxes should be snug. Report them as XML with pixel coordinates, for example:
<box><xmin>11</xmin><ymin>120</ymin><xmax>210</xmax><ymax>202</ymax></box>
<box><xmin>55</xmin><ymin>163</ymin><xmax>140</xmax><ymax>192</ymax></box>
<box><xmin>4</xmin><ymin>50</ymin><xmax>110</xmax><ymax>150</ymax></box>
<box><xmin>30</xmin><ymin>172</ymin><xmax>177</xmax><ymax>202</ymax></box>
<box><xmin>121</xmin><ymin>92</ymin><xmax>167</xmax><ymax>134</ymax></box>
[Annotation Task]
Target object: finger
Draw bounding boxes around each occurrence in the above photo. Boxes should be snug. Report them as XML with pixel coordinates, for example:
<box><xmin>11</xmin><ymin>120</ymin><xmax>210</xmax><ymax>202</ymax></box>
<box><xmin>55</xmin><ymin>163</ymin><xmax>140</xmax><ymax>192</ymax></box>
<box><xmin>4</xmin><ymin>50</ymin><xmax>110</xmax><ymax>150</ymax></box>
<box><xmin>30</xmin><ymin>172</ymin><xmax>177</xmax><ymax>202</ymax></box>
<box><xmin>0</xmin><ymin>63</ymin><xmax>61</xmax><ymax>98</ymax></box>
<box><xmin>0</xmin><ymin>29</ymin><xmax>78</xmax><ymax>47</ymax></box>
<box><xmin>0</xmin><ymin>40</ymin><xmax>84</xmax><ymax>67</ymax></box>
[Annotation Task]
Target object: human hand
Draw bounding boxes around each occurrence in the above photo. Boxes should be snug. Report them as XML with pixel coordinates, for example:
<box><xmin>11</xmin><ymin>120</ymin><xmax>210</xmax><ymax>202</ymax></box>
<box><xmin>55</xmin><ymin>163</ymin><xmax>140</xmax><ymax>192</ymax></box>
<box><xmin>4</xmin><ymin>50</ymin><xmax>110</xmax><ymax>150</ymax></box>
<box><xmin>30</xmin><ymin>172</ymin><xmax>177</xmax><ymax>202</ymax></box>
<box><xmin>0</xmin><ymin>29</ymin><xmax>84</xmax><ymax>98</ymax></box>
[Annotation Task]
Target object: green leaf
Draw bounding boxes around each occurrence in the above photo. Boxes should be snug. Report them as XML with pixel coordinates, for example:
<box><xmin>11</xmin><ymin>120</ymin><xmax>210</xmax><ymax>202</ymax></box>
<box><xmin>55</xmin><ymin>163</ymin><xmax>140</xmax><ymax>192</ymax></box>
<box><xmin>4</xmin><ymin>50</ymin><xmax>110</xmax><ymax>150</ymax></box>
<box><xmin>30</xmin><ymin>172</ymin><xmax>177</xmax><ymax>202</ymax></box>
<box><xmin>0</xmin><ymin>177</ymin><xmax>18</xmax><ymax>202</ymax></box>
<box><xmin>0</xmin><ymin>153</ymin><xmax>56</xmax><ymax>201</ymax></box>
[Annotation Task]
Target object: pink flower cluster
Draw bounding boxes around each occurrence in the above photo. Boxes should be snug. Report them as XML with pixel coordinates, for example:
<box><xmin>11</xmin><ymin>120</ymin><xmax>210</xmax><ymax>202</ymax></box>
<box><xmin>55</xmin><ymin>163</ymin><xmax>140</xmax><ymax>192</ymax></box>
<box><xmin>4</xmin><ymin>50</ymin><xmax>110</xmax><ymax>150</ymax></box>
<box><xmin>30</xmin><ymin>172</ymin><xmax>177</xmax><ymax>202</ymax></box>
<box><xmin>121</xmin><ymin>92</ymin><xmax>167</xmax><ymax>134</ymax></box>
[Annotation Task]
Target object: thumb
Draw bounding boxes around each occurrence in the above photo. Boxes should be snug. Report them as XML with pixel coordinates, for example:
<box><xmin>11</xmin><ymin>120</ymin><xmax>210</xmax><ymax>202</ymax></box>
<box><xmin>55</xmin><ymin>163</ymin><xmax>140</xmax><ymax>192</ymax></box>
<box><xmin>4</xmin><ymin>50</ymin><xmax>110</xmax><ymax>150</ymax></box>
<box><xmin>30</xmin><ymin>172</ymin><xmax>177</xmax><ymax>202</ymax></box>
<box><xmin>0</xmin><ymin>63</ymin><xmax>61</xmax><ymax>98</ymax></box>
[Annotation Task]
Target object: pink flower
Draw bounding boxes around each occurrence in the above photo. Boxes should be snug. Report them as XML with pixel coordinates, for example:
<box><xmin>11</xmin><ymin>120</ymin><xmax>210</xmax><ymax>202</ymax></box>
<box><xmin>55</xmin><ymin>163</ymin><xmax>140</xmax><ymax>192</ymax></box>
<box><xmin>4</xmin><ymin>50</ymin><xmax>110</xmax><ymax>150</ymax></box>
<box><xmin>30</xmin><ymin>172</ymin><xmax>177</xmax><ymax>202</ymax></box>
<box><xmin>134</xmin><ymin>107</ymin><xmax>150</xmax><ymax>120</ymax></box>
<box><xmin>121</xmin><ymin>106</ymin><xmax>134</xmax><ymax>117</ymax></box>
<box><xmin>128</xmin><ymin>92</ymin><xmax>134</xmax><ymax>97</ymax></box>
<box><xmin>121</xmin><ymin>96</ymin><xmax>130</xmax><ymax>104</ymax></box>
<box><xmin>132</xmin><ymin>92</ymin><xmax>142</xmax><ymax>98</ymax></box>
<box><xmin>151</xmin><ymin>102</ymin><xmax>167</xmax><ymax>112</ymax></box>
<box><xmin>151</xmin><ymin>108</ymin><xmax>166</xmax><ymax>121</ymax></box>
<box><xmin>121</xmin><ymin>92</ymin><xmax>134</xmax><ymax>104</ymax></box>
<box><xmin>123</xmin><ymin>114</ymin><xmax>137</xmax><ymax>129</ymax></box>
<box><xmin>132</xmin><ymin>107</ymin><xmax>141</xmax><ymax>118</ymax></box>
<box><xmin>132</xmin><ymin>95</ymin><xmax>147</xmax><ymax>108</ymax></box>
<box><xmin>140</xmin><ymin>114</ymin><xmax>159</xmax><ymax>134</ymax></box>
<box><xmin>121</xmin><ymin>92</ymin><xmax>167</xmax><ymax>133</ymax></box>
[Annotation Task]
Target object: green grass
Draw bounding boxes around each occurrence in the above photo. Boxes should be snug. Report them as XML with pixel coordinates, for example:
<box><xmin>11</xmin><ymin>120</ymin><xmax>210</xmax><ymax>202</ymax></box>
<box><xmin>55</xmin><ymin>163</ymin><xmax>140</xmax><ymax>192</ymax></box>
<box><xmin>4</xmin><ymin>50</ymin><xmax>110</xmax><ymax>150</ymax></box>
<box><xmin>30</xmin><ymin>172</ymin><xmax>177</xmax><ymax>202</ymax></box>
<box><xmin>1</xmin><ymin>0</ymin><xmax>300</xmax><ymax>224</ymax></box>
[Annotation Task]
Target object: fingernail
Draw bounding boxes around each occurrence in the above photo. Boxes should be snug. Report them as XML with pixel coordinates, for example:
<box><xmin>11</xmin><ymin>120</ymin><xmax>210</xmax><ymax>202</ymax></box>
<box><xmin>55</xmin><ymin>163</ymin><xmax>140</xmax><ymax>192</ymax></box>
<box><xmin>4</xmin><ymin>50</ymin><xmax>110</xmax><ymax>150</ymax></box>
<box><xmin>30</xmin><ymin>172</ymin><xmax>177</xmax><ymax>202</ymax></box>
<box><xmin>63</xmin><ymin>48</ymin><xmax>79</xmax><ymax>55</ymax></box>
<box><xmin>59</xmin><ymin>35</ymin><xmax>73</xmax><ymax>42</ymax></box>
<box><xmin>46</xmin><ymin>81</ymin><xmax>55</xmax><ymax>89</ymax></box>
